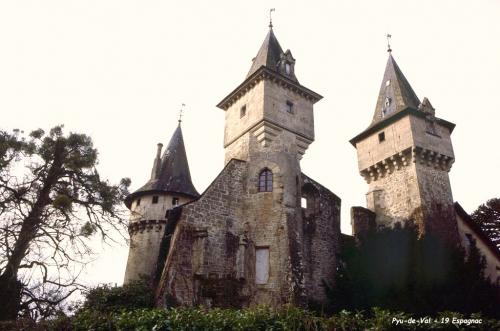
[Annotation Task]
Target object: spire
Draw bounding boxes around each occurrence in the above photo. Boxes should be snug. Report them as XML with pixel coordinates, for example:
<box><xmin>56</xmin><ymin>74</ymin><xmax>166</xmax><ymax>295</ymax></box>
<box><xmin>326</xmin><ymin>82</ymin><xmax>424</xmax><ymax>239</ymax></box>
<box><xmin>246</xmin><ymin>28</ymin><xmax>284</xmax><ymax>78</ymax></box>
<box><xmin>125</xmin><ymin>125</ymin><xmax>199</xmax><ymax>208</ymax></box>
<box><xmin>371</xmin><ymin>53</ymin><xmax>420</xmax><ymax>125</ymax></box>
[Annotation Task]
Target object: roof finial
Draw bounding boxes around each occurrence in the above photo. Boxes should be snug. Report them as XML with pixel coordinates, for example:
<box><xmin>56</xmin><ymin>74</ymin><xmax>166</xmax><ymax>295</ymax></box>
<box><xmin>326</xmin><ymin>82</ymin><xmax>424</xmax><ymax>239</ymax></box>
<box><xmin>178</xmin><ymin>103</ymin><xmax>185</xmax><ymax>125</ymax></box>
<box><xmin>386</xmin><ymin>34</ymin><xmax>392</xmax><ymax>53</ymax></box>
<box><xmin>269</xmin><ymin>8</ymin><xmax>275</xmax><ymax>28</ymax></box>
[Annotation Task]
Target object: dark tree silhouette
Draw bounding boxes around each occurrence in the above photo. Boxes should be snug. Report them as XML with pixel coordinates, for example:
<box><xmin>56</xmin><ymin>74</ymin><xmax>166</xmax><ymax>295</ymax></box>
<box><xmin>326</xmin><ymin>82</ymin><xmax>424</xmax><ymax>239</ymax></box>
<box><xmin>327</xmin><ymin>224</ymin><xmax>500</xmax><ymax>317</ymax></box>
<box><xmin>472</xmin><ymin>198</ymin><xmax>500</xmax><ymax>252</ymax></box>
<box><xmin>0</xmin><ymin>126</ymin><xmax>130</xmax><ymax>320</ymax></box>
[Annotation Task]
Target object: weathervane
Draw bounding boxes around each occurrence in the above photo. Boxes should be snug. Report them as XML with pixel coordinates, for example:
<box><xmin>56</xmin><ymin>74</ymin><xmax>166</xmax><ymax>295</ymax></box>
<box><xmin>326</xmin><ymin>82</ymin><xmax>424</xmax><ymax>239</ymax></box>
<box><xmin>386</xmin><ymin>34</ymin><xmax>392</xmax><ymax>53</ymax></box>
<box><xmin>269</xmin><ymin>8</ymin><xmax>275</xmax><ymax>28</ymax></box>
<box><xmin>178</xmin><ymin>103</ymin><xmax>185</xmax><ymax>124</ymax></box>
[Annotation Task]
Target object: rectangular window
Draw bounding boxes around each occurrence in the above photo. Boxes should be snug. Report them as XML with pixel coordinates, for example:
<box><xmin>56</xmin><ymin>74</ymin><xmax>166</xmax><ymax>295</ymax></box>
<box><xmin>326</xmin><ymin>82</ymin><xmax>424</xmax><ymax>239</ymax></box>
<box><xmin>136</xmin><ymin>198</ymin><xmax>141</xmax><ymax>207</ymax></box>
<box><xmin>301</xmin><ymin>197</ymin><xmax>307</xmax><ymax>208</ymax></box>
<box><xmin>378</xmin><ymin>132</ymin><xmax>385</xmax><ymax>142</ymax></box>
<box><xmin>240</xmin><ymin>105</ymin><xmax>247</xmax><ymax>118</ymax></box>
<box><xmin>152</xmin><ymin>196</ymin><xmax>159</xmax><ymax>204</ymax></box>
<box><xmin>255</xmin><ymin>247</ymin><xmax>270</xmax><ymax>284</ymax></box>
<box><xmin>286</xmin><ymin>101</ymin><xmax>294</xmax><ymax>114</ymax></box>
<box><xmin>172</xmin><ymin>197</ymin><xmax>179</xmax><ymax>206</ymax></box>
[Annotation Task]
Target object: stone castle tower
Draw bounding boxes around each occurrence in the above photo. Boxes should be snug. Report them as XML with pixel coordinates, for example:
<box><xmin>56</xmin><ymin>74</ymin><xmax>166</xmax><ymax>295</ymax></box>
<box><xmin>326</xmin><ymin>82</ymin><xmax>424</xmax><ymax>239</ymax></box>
<box><xmin>150</xmin><ymin>26</ymin><xmax>341</xmax><ymax>308</ymax></box>
<box><xmin>350</xmin><ymin>51</ymin><xmax>459</xmax><ymax>240</ymax></box>
<box><xmin>123</xmin><ymin>123</ymin><xmax>199</xmax><ymax>283</ymax></box>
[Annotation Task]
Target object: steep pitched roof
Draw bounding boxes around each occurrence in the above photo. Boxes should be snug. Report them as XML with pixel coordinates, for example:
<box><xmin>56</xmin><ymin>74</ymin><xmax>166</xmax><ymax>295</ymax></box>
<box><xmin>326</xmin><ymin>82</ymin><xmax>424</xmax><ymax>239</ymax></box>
<box><xmin>371</xmin><ymin>53</ymin><xmax>420</xmax><ymax>124</ymax></box>
<box><xmin>125</xmin><ymin>124</ymin><xmax>199</xmax><ymax>208</ymax></box>
<box><xmin>247</xmin><ymin>28</ymin><xmax>284</xmax><ymax>78</ymax></box>
<box><xmin>349</xmin><ymin>53</ymin><xmax>456</xmax><ymax>146</ymax></box>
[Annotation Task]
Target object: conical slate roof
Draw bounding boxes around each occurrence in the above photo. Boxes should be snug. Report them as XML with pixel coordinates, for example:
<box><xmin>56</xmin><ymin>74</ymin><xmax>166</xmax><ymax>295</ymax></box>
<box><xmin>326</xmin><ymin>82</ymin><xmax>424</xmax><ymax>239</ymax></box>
<box><xmin>125</xmin><ymin>124</ymin><xmax>199</xmax><ymax>208</ymax></box>
<box><xmin>371</xmin><ymin>53</ymin><xmax>420</xmax><ymax>124</ymax></box>
<box><xmin>247</xmin><ymin>28</ymin><xmax>284</xmax><ymax>78</ymax></box>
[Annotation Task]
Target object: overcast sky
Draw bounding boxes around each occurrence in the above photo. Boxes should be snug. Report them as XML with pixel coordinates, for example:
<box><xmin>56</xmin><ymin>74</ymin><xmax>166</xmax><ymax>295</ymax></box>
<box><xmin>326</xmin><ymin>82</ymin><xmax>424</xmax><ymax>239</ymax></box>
<box><xmin>1</xmin><ymin>1</ymin><xmax>499</xmax><ymax>287</ymax></box>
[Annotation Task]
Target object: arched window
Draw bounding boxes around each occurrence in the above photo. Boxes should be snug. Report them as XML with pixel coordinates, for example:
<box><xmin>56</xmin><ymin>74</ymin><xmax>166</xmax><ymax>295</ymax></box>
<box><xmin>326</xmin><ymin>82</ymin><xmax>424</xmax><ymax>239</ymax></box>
<box><xmin>258</xmin><ymin>168</ymin><xmax>273</xmax><ymax>192</ymax></box>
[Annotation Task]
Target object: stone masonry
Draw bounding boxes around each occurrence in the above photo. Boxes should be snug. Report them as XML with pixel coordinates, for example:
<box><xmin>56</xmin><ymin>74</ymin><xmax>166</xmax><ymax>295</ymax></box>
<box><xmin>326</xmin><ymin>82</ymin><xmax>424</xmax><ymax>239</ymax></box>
<box><xmin>153</xmin><ymin>27</ymin><xmax>341</xmax><ymax>308</ymax></box>
<box><xmin>350</xmin><ymin>53</ymin><xmax>459</xmax><ymax>242</ymax></box>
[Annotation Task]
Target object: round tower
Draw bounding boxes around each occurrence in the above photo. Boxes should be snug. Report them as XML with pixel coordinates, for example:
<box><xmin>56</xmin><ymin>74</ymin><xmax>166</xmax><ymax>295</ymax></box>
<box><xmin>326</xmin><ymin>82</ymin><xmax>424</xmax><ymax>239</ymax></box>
<box><xmin>123</xmin><ymin>123</ymin><xmax>199</xmax><ymax>284</ymax></box>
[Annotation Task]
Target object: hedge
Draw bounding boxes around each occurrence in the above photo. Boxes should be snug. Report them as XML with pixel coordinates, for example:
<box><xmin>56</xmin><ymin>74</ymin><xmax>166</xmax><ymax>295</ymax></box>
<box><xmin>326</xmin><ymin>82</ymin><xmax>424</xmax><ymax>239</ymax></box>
<box><xmin>0</xmin><ymin>306</ymin><xmax>498</xmax><ymax>331</ymax></box>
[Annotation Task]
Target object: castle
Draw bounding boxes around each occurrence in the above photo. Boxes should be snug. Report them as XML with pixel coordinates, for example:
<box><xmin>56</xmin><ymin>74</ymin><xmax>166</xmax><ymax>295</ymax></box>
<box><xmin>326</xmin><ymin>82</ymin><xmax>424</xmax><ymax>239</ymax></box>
<box><xmin>123</xmin><ymin>24</ymin><xmax>500</xmax><ymax>307</ymax></box>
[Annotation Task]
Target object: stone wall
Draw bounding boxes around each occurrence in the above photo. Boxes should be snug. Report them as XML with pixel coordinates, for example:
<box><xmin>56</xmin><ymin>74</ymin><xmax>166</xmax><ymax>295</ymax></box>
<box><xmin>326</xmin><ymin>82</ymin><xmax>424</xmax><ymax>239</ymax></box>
<box><xmin>155</xmin><ymin>155</ymin><xmax>341</xmax><ymax>308</ymax></box>
<box><xmin>350</xmin><ymin>206</ymin><xmax>376</xmax><ymax>236</ymax></box>
<box><xmin>156</xmin><ymin>159</ymin><xmax>248</xmax><ymax>307</ymax></box>
<box><xmin>354</xmin><ymin>113</ymin><xmax>458</xmax><ymax>241</ymax></box>
<box><xmin>301</xmin><ymin>174</ymin><xmax>340</xmax><ymax>304</ymax></box>
<box><xmin>365</xmin><ymin>162</ymin><xmax>422</xmax><ymax>228</ymax></box>
<box><xmin>124</xmin><ymin>193</ymin><xmax>192</xmax><ymax>284</ymax></box>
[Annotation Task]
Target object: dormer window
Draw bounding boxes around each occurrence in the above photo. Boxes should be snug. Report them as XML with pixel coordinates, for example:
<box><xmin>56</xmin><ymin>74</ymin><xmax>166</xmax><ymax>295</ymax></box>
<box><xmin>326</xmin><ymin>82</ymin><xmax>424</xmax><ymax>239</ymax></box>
<box><xmin>285</xmin><ymin>63</ymin><xmax>291</xmax><ymax>75</ymax></box>
<box><xmin>384</xmin><ymin>97</ymin><xmax>391</xmax><ymax>108</ymax></box>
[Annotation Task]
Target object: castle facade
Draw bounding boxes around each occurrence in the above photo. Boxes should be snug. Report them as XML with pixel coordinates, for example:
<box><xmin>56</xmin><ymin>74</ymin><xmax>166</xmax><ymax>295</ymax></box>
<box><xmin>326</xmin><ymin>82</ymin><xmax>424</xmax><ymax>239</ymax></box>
<box><xmin>123</xmin><ymin>24</ymin><xmax>500</xmax><ymax>307</ymax></box>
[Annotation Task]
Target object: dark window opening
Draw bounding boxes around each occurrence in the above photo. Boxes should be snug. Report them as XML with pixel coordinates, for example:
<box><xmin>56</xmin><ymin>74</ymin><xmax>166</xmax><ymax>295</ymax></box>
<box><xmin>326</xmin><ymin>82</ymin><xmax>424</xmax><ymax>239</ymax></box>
<box><xmin>378</xmin><ymin>132</ymin><xmax>385</xmax><ymax>142</ymax></box>
<box><xmin>152</xmin><ymin>196</ymin><xmax>159</xmax><ymax>204</ymax></box>
<box><xmin>240</xmin><ymin>105</ymin><xmax>247</xmax><ymax>118</ymax></box>
<box><xmin>286</xmin><ymin>101</ymin><xmax>294</xmax><ymax>114</ymax></box>
<box><xmin>172</xmin><ymin>197</ymin><xmax>179</xmax><ymax>206</ymax></box>
<box><xmin>258</xmin><ymin>168</ymin><xmax>273</xmax><ymax>192</ymax></box>
<box><xmin>136</xmin><ymin>198</ymin><xmax>141</xmax><ymax>207</ymax></box>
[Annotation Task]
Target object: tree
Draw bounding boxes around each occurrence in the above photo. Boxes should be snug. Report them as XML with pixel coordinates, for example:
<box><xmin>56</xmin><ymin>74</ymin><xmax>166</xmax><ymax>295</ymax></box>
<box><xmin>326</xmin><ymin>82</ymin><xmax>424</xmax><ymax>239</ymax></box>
<box><xmin>472</xmin><ymin>198</ymin><xmax>500</xmax><ymax>252</ymax></box>
<box><xmin>0</xmin><ymin>126</ymin><xmax>130</xmax><ymax>320</ymax></box>
<box><xmin>327</xmin><ymin>224</ymin><xmax>500</xmax><ymax>317</ymax></box>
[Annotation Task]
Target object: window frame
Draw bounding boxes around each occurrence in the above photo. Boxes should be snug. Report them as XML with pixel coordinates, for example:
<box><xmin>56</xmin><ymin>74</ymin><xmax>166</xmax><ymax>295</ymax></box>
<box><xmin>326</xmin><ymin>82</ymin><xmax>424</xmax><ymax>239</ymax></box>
<box><xmin>255</xmin><ymin>246</ymin><xmax>270</xmax><ymax>285</ymax></box>
<box><xmin>258</xmin><ymin>168</ymin><xmax>273</xmax><ymax>192</ymax></box>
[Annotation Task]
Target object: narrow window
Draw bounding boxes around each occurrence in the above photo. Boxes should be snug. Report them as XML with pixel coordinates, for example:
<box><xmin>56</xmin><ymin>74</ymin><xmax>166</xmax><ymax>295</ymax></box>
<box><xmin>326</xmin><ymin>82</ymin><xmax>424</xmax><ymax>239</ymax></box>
<box><xmin>258</xmin><ymin>168</ymin><xmax>273</xmax><ymax>192</ymax></box>
<box><xmin>255</xmin><ymin>247</ymin><xmax>269</xmax><ymax>284</ymax></box>
<box><xmin>286</xmin><ymin>100</ymin><xmax>293</xmax><ymax>114</ymax></box>
<box><xmin>285</xmin><ymin>63</ymin><xmax>291</xmax><ymax>75</ymax></box>
<box><xmin>136</xmin><ymin>198</ymin><xmax>141</xmax><ymax>207</ymax></box>
<box><xmin>172</xmin><ymin>197</ymin><xmax>179</xmax><ymax>206</ymax></box>
<box><xmin>240</xmin><ymin>105</ymin><xmax>247</xmax><ymax>118</ymax></box>
<box><xmin>378</xmin><ymin>132</ymin><xmax>385</xmax><ymax>142</ymax></box>
<box><xmin>301</xmin><ymin>197</ymin><xmax>307</xmax><ymax>208</ymax></box>
<box><xmin>152</xmin><ymin>196</ymin><xmax>159</xmax><ymax>204</ymax></box>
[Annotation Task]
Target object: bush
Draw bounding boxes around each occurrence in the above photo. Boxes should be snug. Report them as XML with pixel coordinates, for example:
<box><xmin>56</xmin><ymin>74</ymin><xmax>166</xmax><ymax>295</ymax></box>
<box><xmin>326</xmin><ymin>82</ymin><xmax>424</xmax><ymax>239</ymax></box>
<box><xmin>80</xmin><ymin>278</ymin><xmax>155</xmax><ymax>313</ymax></box>
<box><xmin>1</xmin><ymin>306</ymin><xmax>498</xmax><ymax>331</ymax></box>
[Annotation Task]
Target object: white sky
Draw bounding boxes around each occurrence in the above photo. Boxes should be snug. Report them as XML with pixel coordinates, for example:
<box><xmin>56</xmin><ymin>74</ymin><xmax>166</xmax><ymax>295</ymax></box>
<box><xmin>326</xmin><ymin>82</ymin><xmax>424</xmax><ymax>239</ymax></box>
<box><xmin>1</xmin><ymin>1</ymin><xmax>499</xmax><ymax>287</ymax></box>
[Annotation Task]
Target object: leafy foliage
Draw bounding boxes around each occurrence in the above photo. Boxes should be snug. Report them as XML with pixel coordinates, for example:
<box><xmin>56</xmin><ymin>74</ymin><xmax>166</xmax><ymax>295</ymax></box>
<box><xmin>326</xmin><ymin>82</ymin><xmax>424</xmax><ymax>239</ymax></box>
<box><xmin>0</xmin><ymin>126</ymin><xmax>130</xmax><ymax>320</ymax></box>
<box><xmin>472</xmin><ymin>198</ymin><xmax>500</xmax><ymax>252</ymax></box>
<box><xmin>327</xmin><ymin>225</ymin><xmax>500</xmax><ymax>318</ymax></box>
<box><xmin>81</xmin><ymin>278</ymin><xmax>155</xmax><ymax>313</ymax></box>
<box><xmin>0</xmin><ymin>306</ymin><xmax>499</xmax><ymax>331</ymax></box>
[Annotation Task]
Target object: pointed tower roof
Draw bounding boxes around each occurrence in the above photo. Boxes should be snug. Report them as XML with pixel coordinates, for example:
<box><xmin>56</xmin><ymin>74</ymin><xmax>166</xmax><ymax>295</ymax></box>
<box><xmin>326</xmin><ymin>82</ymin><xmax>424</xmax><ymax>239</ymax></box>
<box><xmin>125</xmin><ymin>124</ymin><xmax>199</xmax><ymax>208</ymax></box>
<box><xmin>350</xmin><ymin>53</ymin><xmax>455</xmax><ymax>146</ymax></box>
<box><xmin>217</xmin><ymin>26</ymin><xmax>320</xmax><ymax>110</ymax></box>
<box><xmin>371</xmin><ymin>53</ymin><xmax>420</xmax><ymax>124</ymax></box>
<box><xmin>247</xmin><ymin>27</ymin><xmax>284</xmax><ymax>78</ymax></box>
